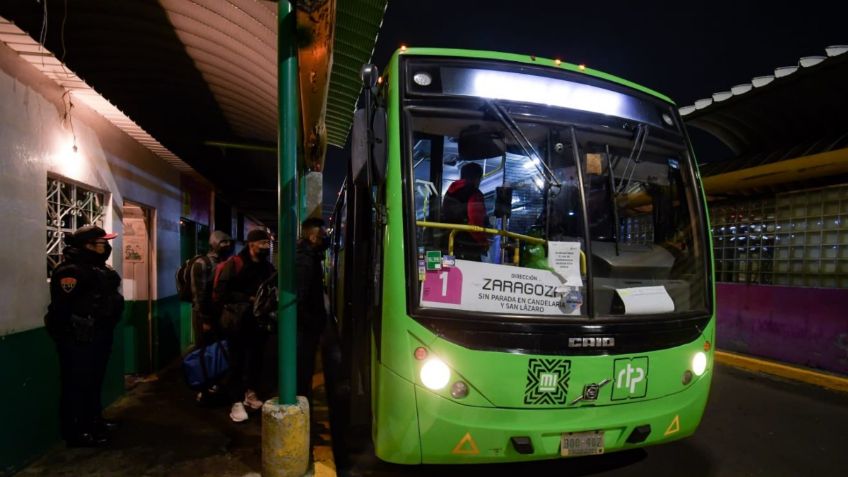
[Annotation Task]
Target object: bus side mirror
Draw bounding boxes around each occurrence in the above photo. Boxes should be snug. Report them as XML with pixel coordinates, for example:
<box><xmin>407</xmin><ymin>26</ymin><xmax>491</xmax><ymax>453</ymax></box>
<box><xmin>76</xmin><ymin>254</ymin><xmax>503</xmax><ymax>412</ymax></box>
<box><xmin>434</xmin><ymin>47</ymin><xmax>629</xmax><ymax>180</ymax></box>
<box><xmin>351</xmin><ymin>108</ymin><xmax>369</xmax><ymax>186</ymax></box>
<box><xmin>371</xmin><ymin>107</ymin><xmax>387</xmax><ymax>186</ymax></box>
<box><xmin>352</xmin><ymin>63</ymin><xmax>388</xmax><ymax>187</ymax></box>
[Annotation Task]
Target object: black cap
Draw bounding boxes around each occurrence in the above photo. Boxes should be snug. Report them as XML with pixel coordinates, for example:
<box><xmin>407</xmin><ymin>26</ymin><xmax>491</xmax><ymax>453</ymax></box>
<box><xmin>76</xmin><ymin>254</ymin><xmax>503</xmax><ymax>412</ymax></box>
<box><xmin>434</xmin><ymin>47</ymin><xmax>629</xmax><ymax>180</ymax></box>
<box><xmin>66</xmin><ymin>225</ymin><xmax>118</xmax><ymax>247</ymax></box>
<box><xmin>246</xmin><ymin>229</ymin><xmax>270</xmax><ymax>243</ymax></box>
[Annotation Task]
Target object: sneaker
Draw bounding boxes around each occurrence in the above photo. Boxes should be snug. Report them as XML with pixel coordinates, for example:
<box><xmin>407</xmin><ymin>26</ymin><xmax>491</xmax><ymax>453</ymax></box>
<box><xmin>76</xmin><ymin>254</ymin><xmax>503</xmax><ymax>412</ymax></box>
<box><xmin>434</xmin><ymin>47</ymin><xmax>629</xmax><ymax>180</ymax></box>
<box><xmin>230</xmin><ymin>402</ymin><xmax>248</xmax><ymax>422</ymax></box>
<box><xmin>243</xmin><ymin>390</ymin><xmax>263</xmax><ymax>410</ymax></box>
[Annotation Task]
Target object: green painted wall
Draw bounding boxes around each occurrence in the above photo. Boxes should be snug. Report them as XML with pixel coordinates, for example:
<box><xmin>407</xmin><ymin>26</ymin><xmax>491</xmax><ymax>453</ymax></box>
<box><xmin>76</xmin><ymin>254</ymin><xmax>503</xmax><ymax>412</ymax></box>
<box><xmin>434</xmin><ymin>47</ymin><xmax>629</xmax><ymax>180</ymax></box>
<box><xmin>154</xmin><ymin>295</ymin><xmax>188</xmax><ymax>368</ymax></box>
<box><xmin>0</xmin><ymin>327</ymin><xmax>59</xmax><ymax>475</ymax></box>
<box><xmin>122</xmin><ymin>299</ymin><xmax>151</xmax><ymax>374</ymax></box>
<box><xmin>180</xmin><ymin>301</ymin><xmax>194</xmax><ymax>352</ymax></box>
<box><xmin>0</xmin><ymin>322</ymin><xmax>124</xmax><ymax>474</ymax></box>
<box><xmin>0</xmin><ymin>294</ymin><xmax>190</xmax><ymax>475</ymax></box>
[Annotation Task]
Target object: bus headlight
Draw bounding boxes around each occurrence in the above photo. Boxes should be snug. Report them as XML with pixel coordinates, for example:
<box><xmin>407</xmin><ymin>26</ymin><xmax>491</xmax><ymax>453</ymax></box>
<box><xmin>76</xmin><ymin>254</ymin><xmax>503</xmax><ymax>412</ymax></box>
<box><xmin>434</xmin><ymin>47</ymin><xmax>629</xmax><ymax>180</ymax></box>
<box><xmin>420</xmin><ymin>358</ymin><xmax>451</xmax><ymax>390</ymax></box>
<box><xmin>692</xmin><ymin>352</ymin><xmax>708</xmax><ymax>376</ymax></box>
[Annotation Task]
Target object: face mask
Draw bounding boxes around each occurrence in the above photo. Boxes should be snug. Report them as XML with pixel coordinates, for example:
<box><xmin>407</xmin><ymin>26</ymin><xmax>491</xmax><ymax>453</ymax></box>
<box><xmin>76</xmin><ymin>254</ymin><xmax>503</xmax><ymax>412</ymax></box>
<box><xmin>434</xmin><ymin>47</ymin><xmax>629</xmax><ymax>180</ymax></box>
<box><xmin>257</xmin><ymin>247</ymin><xmax>271</xmax><ymax>259</ymax></box>
<box><xmin>218</xmin><ymin>245</ymin><xmax>234</xmax><ymax>258</ymax></box>
<box><xmin>85</xmin><ymin>243</ymin><xmax>111</xmax><ymax>263</ymax></box>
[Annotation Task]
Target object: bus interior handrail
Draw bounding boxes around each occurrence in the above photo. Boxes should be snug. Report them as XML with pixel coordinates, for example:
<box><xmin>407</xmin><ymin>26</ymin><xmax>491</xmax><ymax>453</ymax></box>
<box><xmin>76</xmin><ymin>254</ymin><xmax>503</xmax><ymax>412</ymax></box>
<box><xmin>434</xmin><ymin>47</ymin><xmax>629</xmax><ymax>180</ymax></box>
<box><xmin>415</xmin><ymin>220</ymin><xmax>586</xmax><ymax>273</ymax></box>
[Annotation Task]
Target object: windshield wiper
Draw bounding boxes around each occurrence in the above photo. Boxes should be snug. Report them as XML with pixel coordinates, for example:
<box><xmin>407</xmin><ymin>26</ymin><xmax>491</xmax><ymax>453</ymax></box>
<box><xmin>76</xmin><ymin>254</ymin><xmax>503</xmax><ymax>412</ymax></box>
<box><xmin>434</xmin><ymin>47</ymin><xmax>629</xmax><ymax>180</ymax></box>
<box><xmin>606</xmin><ymin>144</ymin><xmax>621</xmax><ymax>256</ymax></box>
<box><xmin>485</xmin><ymin>100</ymin><xmax>562</xmax><ymax>188</ymax></box>
<box><xmin>616</xmin><ymin>123</ymin><xmax>649</xmax><ymax>194</ymax></box>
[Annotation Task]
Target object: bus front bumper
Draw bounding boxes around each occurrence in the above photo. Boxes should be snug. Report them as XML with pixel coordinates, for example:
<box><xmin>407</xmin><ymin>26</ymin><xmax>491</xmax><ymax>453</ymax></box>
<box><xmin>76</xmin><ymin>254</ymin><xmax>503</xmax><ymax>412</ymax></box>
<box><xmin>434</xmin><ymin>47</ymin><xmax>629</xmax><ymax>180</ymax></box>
<box><xmin>411</xmin><ymin>369</ymin><xmax>711</xmax><ymax>464</ymax></box>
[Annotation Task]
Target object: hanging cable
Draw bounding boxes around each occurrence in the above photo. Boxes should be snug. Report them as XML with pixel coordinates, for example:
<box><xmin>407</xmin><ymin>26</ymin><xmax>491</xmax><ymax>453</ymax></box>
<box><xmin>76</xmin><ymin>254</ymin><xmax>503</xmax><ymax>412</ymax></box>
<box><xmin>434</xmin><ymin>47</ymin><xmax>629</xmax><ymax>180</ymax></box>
<box><xmin>38</xmin><ymin>0</ymin><xmax>49</xmax><ymax>71</ymax></box>
<box><xmin>62</xmin><ymin>89</ymin><xmax>77</xmax><ymax>151</ymax></box>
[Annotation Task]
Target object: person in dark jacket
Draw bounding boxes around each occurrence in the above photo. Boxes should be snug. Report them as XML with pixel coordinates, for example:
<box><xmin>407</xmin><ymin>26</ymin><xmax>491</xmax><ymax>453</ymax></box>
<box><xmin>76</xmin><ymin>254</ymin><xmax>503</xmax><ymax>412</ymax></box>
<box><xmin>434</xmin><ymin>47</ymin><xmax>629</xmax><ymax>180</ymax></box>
<box><xmin>45</xmin><ymin>225</ymin><xmax>124</xmax><ymax>447</ymax></box>
<box><xmin>441</xmin><ymin>162</ymin><xmax>490</xmax><ymax>260</ymax></box>
<box><xmin>190</xmin><ymin>230</ymin><xmax>233</xmax><ymax>345</ymax></box>
<box><xmin>296</xmin><ymin>217</ymin><xmax>329</xmax><ymax>400</ymax></box>
<box><xmin>215</xmin><ymin>228</ymin><xmax>275</xmax><ymax>422</ymax></box>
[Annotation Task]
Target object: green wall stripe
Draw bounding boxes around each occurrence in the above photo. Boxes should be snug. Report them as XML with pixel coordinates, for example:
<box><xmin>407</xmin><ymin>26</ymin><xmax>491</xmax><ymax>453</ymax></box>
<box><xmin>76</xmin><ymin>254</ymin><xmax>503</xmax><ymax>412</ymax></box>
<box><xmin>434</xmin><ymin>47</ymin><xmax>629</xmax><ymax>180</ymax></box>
<box><xmin>0</xmin><ymin>294</ymin><xmax>190</xmax><ymax>475</ymax></box>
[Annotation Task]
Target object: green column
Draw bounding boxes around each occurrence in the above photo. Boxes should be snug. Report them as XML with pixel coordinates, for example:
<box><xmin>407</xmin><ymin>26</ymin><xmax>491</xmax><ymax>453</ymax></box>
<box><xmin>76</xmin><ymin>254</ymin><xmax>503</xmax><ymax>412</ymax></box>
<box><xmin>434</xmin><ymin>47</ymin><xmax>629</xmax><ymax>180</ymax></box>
<box><xmin>278</xmin><ymin>0</ymin><xmax>298</xmax><ymax>405</ymax></box>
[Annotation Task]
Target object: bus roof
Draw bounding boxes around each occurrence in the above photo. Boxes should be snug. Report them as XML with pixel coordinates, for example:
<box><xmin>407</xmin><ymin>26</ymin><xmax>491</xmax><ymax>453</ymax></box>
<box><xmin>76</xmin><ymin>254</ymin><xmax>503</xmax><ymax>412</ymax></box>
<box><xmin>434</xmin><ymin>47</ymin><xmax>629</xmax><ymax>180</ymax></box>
<box><xmin>389</xmin><ymin>47</ymin><xmax>675</xmax><ymax>105</ymax></box>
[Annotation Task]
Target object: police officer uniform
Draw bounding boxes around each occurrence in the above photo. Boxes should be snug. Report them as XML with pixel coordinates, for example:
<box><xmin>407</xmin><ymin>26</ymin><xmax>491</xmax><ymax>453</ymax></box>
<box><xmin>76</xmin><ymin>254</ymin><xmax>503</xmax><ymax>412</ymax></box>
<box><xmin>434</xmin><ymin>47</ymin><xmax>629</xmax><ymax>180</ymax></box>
<box><xmin>45</xmin><ymin>225</ymin><xmax>124</xmax><ymax>447</ymax></box>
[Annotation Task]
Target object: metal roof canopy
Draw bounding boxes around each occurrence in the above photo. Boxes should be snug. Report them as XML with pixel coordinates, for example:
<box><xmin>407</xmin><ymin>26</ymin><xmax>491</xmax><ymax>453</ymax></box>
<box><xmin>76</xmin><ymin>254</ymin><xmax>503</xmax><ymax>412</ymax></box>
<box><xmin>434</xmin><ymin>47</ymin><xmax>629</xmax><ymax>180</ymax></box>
<box><xmin>681</xmin><ymin>46</ymin><xmax>848</xmax><ymax>183</ymax></box>
<box><xmin>0</xmin><ymin>0</ymin><xmax>387</xmax><ymax>229</ymax></box>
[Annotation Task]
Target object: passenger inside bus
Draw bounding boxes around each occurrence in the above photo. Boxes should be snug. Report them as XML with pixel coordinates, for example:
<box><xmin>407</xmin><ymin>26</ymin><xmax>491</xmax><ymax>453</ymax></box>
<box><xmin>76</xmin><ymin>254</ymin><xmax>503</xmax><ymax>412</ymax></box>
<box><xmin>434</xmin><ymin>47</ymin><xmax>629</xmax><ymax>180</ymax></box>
<box><xmin>441</xmin><ymin>162</ymin><xmax>491</xmax><ymax>261</ymax></box>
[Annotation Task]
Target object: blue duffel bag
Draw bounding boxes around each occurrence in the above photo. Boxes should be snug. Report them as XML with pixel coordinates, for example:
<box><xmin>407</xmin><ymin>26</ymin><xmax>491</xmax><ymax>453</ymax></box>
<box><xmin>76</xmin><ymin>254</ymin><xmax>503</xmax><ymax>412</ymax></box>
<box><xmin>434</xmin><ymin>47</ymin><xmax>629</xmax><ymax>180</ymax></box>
<box><xmin>182</xmin><ymin>340</ymin><xmax>230</xmax><ymax>390</ymax></box>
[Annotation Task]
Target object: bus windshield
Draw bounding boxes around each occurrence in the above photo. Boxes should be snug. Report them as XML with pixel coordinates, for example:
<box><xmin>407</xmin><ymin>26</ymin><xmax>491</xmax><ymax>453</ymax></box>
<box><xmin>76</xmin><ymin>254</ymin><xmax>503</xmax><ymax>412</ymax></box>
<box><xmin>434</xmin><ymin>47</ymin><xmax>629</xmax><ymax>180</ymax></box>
<box><xmin>405</xmin><ymin>61</ymin><xmax>709</xmax><ymax>320</ymax></box>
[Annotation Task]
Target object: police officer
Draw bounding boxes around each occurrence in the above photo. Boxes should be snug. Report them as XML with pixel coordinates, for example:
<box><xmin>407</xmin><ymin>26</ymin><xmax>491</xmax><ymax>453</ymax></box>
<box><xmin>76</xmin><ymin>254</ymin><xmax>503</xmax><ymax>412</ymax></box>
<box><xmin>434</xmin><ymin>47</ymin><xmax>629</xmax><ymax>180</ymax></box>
<box><xmin>45</xmin><ymin>225</ymin><xmax>125</xmax><ymax>447</ymax></box>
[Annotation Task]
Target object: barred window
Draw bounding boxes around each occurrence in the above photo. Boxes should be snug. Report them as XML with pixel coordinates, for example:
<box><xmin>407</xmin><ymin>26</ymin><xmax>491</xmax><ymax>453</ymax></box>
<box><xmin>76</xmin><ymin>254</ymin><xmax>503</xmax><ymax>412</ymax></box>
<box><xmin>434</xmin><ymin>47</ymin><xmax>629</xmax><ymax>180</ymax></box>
<box><xmin>46</xmin><ymin>176</ymin><xmax>107</xmax><ymax>278</ymax></box>
<box><xmin>709</xmin><ymin>184</ymin><xmax>848</xmax><ymax>288</ymax></box>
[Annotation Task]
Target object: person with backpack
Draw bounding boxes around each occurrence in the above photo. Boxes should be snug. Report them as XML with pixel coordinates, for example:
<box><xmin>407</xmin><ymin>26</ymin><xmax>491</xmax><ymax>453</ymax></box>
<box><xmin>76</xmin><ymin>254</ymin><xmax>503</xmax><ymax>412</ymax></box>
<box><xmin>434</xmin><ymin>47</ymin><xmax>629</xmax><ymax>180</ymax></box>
<box><xmin>188</xmin><ymin>231</ymin><xmax>233</xmax><ymax>345</ymax></box>
<box><xmin>441</xmin><ymin>162</ymin><xmax>491</xmax><ymax>261</ymax></box>
<box><xmin>214</xmin><ymin>228</ymin><xmax>276</xmax><ymax>422</ymax></box>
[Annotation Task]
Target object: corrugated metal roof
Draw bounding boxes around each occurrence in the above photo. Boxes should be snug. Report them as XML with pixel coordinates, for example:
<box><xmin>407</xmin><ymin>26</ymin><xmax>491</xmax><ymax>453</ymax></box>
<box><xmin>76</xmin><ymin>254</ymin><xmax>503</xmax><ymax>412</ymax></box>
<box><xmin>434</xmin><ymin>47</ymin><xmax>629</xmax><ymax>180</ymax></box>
<box><xmin>0</xmin><ymin>0</ymin><xmax>387</xmax><ymax>227</ymax></box>
<box><xmin>682</xmin><ymin>45</ymin><xmax>848</xmax><ymax>192</ymax></box>
<box><xmin>160</xmin><ymin>0</ymin><xmax>278</xmax><ymax>142</ymax></box>
<box><xmin>679</xmin><ymin>45</ymin><xmax>847</xmax><ymax>117</ymax></box>
<box><xmin>326</xmin><ymin>0</ymin><xmax>388</xmax><ymax>147</ymax></box>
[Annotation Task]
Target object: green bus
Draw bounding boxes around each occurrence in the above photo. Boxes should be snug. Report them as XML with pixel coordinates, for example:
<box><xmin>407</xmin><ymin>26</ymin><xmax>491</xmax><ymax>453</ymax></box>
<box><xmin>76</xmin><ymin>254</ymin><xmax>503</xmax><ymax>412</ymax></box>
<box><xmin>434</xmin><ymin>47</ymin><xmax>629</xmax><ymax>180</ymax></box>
<box><xmin>328</xmin><ymin>47</ymin><xmax>714</xmax><ymax>464</ymax></box>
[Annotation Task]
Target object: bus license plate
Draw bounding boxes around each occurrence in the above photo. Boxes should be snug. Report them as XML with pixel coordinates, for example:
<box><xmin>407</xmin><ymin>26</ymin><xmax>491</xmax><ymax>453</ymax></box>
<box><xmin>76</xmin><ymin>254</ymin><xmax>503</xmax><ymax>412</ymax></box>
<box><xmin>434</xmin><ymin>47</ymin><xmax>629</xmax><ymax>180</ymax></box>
<box><xmin>561</xmin><ymin>430</ymin><xmax>604</xmax><ymax>457</ymax></box>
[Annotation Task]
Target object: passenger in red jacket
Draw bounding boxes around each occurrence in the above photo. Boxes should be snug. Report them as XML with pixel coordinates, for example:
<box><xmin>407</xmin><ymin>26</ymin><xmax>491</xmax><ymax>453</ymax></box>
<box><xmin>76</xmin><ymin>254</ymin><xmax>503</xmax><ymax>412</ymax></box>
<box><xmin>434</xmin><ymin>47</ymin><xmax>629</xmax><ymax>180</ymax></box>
<box><xmin>441</xmin><ymin>162</ymin><xmax>490</xmax><ymax>261</ymax></box>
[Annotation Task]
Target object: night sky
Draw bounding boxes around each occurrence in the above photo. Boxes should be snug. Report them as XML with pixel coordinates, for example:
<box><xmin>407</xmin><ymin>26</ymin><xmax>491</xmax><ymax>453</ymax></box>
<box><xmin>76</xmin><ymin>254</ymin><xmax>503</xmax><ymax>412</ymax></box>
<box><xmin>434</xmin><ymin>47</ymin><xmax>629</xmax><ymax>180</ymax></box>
<box><xmin>323</xmin><ymin>0</ymin><xmax>846</xmax><ymax>213</ymax></box>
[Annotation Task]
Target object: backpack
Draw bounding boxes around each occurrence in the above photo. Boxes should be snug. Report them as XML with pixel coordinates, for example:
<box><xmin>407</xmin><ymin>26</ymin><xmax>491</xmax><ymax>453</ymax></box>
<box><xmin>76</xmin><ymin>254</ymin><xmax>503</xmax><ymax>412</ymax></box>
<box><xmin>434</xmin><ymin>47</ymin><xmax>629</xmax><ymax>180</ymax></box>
<box><xmin>212</xmin><ymin>254</ymin><xmax>244</xmax><ymax>305</ymax></box>
<box><xmin>253</xmin><ymin>272</ymin><xmax>278</xmax><ymax>318</ymax></box>
<box><xmin>176</xmin><ymin>255</ymin><xmax>212</xmax><ymax>302</ymax></box>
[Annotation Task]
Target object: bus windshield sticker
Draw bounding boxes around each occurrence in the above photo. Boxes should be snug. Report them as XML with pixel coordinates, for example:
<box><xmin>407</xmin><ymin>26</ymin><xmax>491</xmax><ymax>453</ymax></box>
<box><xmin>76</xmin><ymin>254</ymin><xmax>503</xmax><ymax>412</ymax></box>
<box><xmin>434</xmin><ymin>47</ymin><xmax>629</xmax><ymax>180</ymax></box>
<box><xmin>421</xmin><ymin>267</ymin><xmax>463</xmax><ymax>305</ymax></box>
<box><xmin>442</xmin><ymin>255</ymin><xmax>455</xmax><ymax>268</ymax></box>
<box><xmin>615</xmin><ymin>286</ymin><xmax>674</xmax><ymax>314</ymax></box>
<box><xmin>426</xmin><ymin>250</ymin><xmax>442</xmax><ymax>270</ymax></box>
<box><xmin>586</xmin><ymin>153</ymin><xmax>603</xmax><ymax>175</ymax></box>
<box><xmin>547</xmin><ymin>241</ymin><xmax>583</xmax><ymax>287</ymax></box>
<box><xmin>420</xmin><ymin>259</ymin><xmax>582</xmax><ymax>316</ymax></box>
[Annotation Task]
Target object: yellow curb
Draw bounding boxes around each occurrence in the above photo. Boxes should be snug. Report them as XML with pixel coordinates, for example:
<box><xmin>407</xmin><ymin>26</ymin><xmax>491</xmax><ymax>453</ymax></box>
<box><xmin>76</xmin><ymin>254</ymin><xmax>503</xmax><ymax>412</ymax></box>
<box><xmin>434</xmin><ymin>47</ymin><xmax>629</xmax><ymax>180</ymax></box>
<box><xmin>715</xmin><ymin>350</ymin><xmax>848</xmax><ymax>393</ymax></box>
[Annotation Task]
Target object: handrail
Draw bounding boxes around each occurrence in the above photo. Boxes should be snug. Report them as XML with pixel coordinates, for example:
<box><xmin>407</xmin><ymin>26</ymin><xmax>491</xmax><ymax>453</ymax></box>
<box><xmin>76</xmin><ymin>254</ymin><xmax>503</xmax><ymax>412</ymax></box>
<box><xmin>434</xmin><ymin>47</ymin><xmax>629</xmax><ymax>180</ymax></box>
<box><xmin>415</xmin><ymin>221</ymin><xmax>586</xmax><ymax>273</ymax></box>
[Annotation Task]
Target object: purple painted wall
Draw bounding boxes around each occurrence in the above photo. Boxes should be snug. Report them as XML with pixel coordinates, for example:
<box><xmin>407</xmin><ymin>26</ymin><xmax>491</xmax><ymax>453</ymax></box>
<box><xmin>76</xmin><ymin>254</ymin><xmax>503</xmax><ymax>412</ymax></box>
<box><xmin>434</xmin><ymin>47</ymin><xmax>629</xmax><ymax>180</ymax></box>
<box><xmin>716</xmin><ymin>283</ymin><xmax>848</xmax><ymax>376</ymax></box>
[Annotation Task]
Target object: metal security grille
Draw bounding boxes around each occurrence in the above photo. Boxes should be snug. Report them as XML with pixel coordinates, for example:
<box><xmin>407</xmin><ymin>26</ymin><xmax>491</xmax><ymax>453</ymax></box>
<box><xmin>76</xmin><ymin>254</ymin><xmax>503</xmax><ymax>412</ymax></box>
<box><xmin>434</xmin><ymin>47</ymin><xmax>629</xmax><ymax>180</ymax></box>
<box><xmin>46</xmin><ymin>177</ymin><xmax>106</xmax><ymax>278</ymax></box>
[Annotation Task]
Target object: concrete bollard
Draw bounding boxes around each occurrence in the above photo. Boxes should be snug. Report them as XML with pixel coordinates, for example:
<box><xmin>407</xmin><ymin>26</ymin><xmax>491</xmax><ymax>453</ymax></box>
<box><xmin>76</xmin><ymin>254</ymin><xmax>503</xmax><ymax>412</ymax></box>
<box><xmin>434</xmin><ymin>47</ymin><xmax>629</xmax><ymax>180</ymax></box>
<box><xmin>262</xmin><ymin>396</ymin><xmax>310</xmax><ymax>477</ymax></box>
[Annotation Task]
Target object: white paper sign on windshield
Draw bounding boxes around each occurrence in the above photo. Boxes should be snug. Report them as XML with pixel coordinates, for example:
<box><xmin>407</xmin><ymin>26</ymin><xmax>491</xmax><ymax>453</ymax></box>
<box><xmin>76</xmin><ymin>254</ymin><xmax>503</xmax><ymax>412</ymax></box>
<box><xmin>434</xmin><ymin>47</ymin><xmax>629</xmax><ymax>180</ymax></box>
<box><xmin>420</xmin><ymin>259</ymin><xmax>582</xmax><ymax>316</ymax></box>
<box><xmin>615</xmin><ymin>286</ymin><xmax>675</xmax><ymax>315</ymax></box>
<box><xmin>547</xmin><ymin>241</ymin><xmax>583</xmax><ymax>287</ymax></box>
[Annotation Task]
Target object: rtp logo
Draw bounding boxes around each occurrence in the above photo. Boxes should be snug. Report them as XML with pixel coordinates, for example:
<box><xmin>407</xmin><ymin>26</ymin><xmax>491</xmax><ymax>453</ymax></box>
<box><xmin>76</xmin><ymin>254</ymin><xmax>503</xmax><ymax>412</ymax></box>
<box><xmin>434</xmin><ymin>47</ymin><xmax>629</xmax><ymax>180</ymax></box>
<box><xmin>612</xmin><ymin>357</ymin><xmax>648</xmax><ymax>400</ymax></box>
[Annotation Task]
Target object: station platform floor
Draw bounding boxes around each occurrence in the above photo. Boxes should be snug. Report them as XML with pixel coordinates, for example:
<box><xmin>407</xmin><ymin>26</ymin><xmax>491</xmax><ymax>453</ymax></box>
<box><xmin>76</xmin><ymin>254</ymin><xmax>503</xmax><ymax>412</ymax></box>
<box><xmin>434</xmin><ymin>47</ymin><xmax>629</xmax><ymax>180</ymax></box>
<box><xmin>15</xmin><ymin>340</ymin><xmax>335</xmax><ymax>477</ymax></box>
<box><xmin>13</xmin><ymin>342</ymin><xmax>847</xmax><ymax>477</ymax></box>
